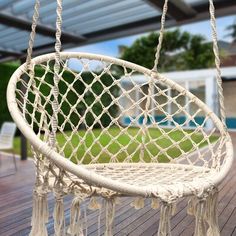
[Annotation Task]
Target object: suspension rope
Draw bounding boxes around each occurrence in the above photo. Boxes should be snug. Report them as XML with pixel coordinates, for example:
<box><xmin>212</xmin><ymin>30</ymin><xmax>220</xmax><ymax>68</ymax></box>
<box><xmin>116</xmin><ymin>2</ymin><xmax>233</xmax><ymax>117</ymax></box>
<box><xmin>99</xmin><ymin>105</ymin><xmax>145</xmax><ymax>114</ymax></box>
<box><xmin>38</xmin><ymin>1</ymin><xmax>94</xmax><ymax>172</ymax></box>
<box><xmin>51</xmin><ymin>0</ymin><xmax>63</xmax><ymax>148</ymax></box>
<box><xmin>140</xmin><ymin>0</ymin><xmax>169</xmax><ymax>162</ymax></box>
<box><xmin>151</xmin><ymin>0</ymin><xmax>226</xmax><ymax>127</ymax></box>
<box><xmin>23</xmin><ymin>0</ymin><xmax>41</xmax><ymax>119</ymax></box>
<box><xmin>26</xmin><ymin>0</ymin><xmax>225</xmax><ymax>127</ymax></box>
<box><xmin>152</xmin><ymin>0</ymin><xmax>169</xmax><ymax>72</ymax></box>
<box><xmin>26</xmin><ymin>0</ymin><xmax>41</xmax><ymax>68</ymax></box>
<box><xmin>55</xmin><ymin>0</ymin><xmax>63</xmax><ymax>61</ymax></box>
<box><xmin>209</xmin><ymin>0</ymin><xmax>226</xmax><ymax>126</ymax></box>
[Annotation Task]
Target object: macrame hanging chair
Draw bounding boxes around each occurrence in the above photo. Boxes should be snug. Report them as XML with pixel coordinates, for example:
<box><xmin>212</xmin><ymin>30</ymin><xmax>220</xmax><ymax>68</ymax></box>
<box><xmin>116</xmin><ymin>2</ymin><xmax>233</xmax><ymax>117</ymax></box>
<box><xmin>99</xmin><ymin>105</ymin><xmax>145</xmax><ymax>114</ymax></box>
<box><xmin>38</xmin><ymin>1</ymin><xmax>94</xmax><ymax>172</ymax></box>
<box><xmin>7</xmin><ymin>0</ymin><xmax>233</xmax><ymax>235</ymax></box>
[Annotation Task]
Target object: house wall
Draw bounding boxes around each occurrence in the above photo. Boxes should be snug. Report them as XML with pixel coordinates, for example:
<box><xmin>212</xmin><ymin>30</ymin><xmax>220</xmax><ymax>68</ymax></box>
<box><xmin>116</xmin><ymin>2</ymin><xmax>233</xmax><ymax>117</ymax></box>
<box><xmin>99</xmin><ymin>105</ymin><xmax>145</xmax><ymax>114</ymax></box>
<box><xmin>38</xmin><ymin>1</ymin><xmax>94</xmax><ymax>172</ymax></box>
<box><xmin>221</xmin><ymin>55</ymin><xmax>236</xmax><ymax>67</ymax></box>
<box><xmin>121</xmin><ymin>78</ymin><xmax>236</xmax><ymax>130</ymax></box>
<box><xmin>223</xmin><ymin>81</ymin><xmax>236</xmax><ymax>117</ymax></box>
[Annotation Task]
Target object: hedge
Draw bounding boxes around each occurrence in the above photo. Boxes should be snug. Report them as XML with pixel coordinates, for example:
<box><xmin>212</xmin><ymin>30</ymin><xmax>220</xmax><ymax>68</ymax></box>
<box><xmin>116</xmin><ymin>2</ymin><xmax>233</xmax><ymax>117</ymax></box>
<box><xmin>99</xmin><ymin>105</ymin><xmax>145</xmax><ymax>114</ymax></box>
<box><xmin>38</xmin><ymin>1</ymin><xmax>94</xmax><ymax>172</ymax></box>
<box><xmin>0</xmin><ymin>63</ymin><xmax>19</xmax><ymax>127</ymax></box>
<box><xmin>0</xmin><ymin>63</ymin><xmax>120</xmax><ymax>131</ymax></box>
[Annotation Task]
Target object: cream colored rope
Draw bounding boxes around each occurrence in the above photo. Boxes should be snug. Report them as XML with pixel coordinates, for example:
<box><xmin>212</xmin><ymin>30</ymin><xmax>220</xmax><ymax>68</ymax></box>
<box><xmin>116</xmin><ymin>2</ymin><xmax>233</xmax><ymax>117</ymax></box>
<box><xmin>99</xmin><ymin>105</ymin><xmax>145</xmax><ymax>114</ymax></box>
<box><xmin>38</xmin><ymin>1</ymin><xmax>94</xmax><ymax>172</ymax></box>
<box><xmin>25</xmin><ymin>0</ymin><xmax>226</xmax><ymax>128</ymax></box>
<box><xmin>209</xmin><ymin>0</ymin><xmax>226</xmax><ymax>126</ymax></box>
<box><xmin>152</xmin><ymin>0</ymin><xmax>168</xmax><ymax>72</ymax></box>
<box><xmin>142</xmin><ymin>0</ymin><xmax>168</xmax><ymax>162</ymax></box>
<box><xmin>55</xmin><ymin>0</ymin><xmax>63</xmax><ymax>58</ymax></box>
<box><xmin>23</xmin><ymin>0</ymin><xmax>40</xmax><ymax>117</ymax></box>
<box><xmin>26</xmin><ymin>0</ymin><xmax>40</xmax><ymax>68</ymax></box>
<box><xmin>22</xmin><ymin>0</ymin><xmax>42</xmax><ymax>182</ymax></box>
<box><xmin>152</xmin><ymin>0</ymin><xmax>226</xmax><ymax>126</ymax></box>
<box><xmin>51</xmin><ymin>0</ymin><xmax>63</xmax><ymax>148</ymax></box>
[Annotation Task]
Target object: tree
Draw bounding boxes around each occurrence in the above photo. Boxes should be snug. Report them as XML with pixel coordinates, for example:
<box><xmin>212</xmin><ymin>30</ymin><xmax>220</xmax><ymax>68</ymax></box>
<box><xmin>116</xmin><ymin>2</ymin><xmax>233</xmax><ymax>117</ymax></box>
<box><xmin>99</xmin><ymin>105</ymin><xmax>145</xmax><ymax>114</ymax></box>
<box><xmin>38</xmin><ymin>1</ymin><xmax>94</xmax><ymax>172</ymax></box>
<box><xmin>180</xmin><ymin>35</ymin><xmax>214</xmax><ymax>70</ymax></box>
<box><xmin>120</xmin><ymin>29</ymin><xmax>215</xmax><ymax>72</ymax></box>
<box><xmin>226</xmin><ymin>19</ymin><xmax>236</xmax><ymax>42</ymax></box>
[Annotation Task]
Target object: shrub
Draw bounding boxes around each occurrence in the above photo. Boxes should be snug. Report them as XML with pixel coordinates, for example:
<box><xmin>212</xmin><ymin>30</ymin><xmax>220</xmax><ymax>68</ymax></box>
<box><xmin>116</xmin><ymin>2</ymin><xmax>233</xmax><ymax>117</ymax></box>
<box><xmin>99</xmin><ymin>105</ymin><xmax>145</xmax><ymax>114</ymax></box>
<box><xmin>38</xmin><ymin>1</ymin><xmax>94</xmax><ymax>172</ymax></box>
<box><xmin>1</xmin><ymin>63</ymin><xmax>120</xmax><ymax>131</ymax></box>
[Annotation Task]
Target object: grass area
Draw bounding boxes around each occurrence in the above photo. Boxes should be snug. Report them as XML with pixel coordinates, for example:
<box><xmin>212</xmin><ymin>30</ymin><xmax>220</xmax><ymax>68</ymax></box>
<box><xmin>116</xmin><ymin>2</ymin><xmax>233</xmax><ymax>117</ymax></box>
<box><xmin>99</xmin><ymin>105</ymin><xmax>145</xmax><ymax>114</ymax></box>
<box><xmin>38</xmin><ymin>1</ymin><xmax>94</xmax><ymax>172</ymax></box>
<box><xmin>13</xmin><ymin>127</ymin><xmax>218</xmax><ymax>163</ymax></box>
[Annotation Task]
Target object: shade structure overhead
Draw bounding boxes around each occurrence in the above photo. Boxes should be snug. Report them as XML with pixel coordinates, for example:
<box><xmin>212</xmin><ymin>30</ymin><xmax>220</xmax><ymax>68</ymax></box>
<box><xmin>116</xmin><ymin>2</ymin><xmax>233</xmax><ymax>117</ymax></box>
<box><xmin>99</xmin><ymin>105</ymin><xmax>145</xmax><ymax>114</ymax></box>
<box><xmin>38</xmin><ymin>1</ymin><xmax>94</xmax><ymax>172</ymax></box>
<box><xmin>0</xmin><ymin>0</ymin><xmax>235</xmax><ymax>62</ymax></box>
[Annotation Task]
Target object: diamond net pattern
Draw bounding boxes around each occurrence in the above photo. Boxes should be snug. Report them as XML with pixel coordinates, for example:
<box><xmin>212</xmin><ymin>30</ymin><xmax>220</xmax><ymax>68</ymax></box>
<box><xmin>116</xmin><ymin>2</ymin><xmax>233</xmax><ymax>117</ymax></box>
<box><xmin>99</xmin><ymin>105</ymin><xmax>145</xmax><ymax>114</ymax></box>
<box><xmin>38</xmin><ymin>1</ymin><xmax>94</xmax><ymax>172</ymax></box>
<box><xmin>14</xmin><ymin>55</ymin><xmax>227</xmax><ymax>172</ymax></box>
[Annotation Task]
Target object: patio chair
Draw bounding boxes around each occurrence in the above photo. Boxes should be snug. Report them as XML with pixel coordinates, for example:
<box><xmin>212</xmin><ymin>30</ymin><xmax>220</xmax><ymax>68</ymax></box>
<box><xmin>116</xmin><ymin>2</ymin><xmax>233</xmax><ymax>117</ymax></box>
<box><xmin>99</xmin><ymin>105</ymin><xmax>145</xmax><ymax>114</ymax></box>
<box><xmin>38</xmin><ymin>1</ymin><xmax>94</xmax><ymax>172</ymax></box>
<box><xmin>7</xmin><ymin>0</ymin><xmax>233</xmax><ymax>235</ymax></box>
<box><xmin>0</xmin><ymin>122</ymin><xmax>17</xmax><ymax>176</ymax></box>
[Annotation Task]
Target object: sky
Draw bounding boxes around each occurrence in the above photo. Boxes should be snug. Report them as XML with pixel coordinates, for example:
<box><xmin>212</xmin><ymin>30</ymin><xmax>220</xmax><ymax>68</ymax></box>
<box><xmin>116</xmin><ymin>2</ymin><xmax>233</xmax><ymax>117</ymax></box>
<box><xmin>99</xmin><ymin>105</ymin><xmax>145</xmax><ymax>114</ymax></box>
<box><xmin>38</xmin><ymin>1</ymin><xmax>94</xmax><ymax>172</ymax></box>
<box><xmin>68</xmin><ymin>15</ymin><xmax>236</xmax><ymax>59</ymax></box>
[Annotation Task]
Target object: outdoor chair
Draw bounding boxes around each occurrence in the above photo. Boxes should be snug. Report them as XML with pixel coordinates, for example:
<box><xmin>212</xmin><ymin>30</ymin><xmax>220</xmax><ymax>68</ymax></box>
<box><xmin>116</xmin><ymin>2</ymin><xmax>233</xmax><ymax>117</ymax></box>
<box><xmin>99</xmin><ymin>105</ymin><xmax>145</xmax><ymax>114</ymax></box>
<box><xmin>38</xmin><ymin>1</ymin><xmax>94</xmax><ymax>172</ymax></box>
<box><xmin>7</xmin><ymin>0</ymin><xmax>233</xmax><ymax>235</ymax></box>
<box><xmin>0</xmin><ymin>122</ymin><xmax>17</xmax><ymax>176</ymax></box>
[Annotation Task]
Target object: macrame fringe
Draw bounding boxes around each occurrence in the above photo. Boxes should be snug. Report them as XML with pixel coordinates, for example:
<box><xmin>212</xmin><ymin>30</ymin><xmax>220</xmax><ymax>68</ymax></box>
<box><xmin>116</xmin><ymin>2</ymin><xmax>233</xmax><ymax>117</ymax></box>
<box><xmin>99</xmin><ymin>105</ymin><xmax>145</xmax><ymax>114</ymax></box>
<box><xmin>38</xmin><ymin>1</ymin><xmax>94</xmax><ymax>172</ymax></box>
<box><xmin>187</xmin><ymin>197</ymin><xmax>197</xmax><ymax>216</ymax></box>
<box><xmin>157</xmin><ymin>202</ymin><xmax>173</xmax><ymax>236</ymax></box>
<box><xmin>88</xmin><ymin>197</ymin><xmax>102</xmax><ymax>210</ymax></box>
<box><xmin>87</xmin><ymin>196</ymin><xmax>102</xmax><ymax>236</ymax></box>
<box><xmin>97</xmin><ymin>207</ymin><xmax>102</xmax><ymax>236</ymax></box>
<box><xmin>104</xmin><ymin>197</ymin><xmax>116</xmax><ymax>236</ymax></box>
<box><xmin>187</xmin><ymin>189</ymin><xmax>220</xmax><ymax>236</ymax></box>
<box><xmin>68</xmin><ymin>197</ymin><xmax>84</xmax><ymax>236</ymax></box>
<box><xmin>205</xmin><ymin>189</ymin><xmax>220</xmax><ymax>236</ymax></box>
<box><xmin>193</xmin><ymin>199</ymin><xmax>207</xmax><ymax>236</ymax></box>
<box><xmin>131</xmin><ymin>197</ymin><xmax>145</xmax><ymax>209</ymax></box>
<box><xmin>53</xmin><ymin>193</ymin><xmax>65</xmax><ymax>236</ymax></box>
<box><xmin>151</xmin><ymin>198</ymin><xmax>159</xmax><ymax>209</ymax></box>
<box><xmin>29</xmin><ymin>191</ymin><xmax>49</xmax><ymax>236</ymax></box>
<box><xmin>171</xmin><ymin>202</ymin><xmax>177</xmax><ymax>216</ymax></box>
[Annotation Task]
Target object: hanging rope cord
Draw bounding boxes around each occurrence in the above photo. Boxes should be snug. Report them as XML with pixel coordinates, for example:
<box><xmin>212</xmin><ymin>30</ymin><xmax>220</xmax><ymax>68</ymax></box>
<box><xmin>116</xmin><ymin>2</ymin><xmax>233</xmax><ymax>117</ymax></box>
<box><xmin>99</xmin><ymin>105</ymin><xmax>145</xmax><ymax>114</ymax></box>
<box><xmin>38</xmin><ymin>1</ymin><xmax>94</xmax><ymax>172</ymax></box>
<box><xmin>209</xmin><ymin>0</ymin><xmax>226</xmax><ymax>127</ymax></box>
<box><xmin>152</xmin><ymin>0</ymin><xmax>168</xmax><ymax>72</ymax></box>
<box><xmin>25</xmin><ymin>0</ymin><xmax>227</xmax><ymax>141</ymax></box>
<box><xmin>50</xmin><ymin>0</ymin><xmax>63</xmax><ymax>149</ymax></box>
<box><xmin>23</xmin><ymin>0</ymin><xmax>41</xmax><ymax>180</ymax></box>
<box><xmin>23</xmin><ymin>0</ymin><xmax>63</xmax><ymax>185</ymax></box>
<box><xmin>151</xmin><ymin>0</ymin><xmax>226</xmax><ymax>128</ymax></box>
<box><xmin>23</xmin><ymin>0</ymin><xmax>62</xmax><ymax>149</ymax></box>
<box><xmin>25</xmin><ymin>0</ymin><xmax>40</xmax><ymax>68</ymax></box>
<box><xmin>23</xmin><ymin>0</ymin><xmax>40</xmax><ymax>115</ymax></box>
<box><xmin>138</xmin><ymin>0</ymin><xmax>169</xmax><ymax>162</ymax></box>
<box><xmin>146</xmin><ymin>0</ymin><xmax>168</xmax><ymax>113</ymax></box>
<box><xmin>25</xmin><ymin>0</ymin><xmax>226</xmax><ymax>122</ymax></box>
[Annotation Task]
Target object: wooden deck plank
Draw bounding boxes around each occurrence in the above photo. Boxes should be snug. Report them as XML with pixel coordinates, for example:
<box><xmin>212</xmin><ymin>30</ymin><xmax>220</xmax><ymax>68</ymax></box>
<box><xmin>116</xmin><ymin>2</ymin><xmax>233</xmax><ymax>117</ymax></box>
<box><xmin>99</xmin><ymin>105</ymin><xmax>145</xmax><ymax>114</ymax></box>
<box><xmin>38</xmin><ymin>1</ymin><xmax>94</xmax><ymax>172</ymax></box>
<box><xmin>0</xmin><ymin>132</ymin><xmax>236</xmax><ymax>236</ymax></box>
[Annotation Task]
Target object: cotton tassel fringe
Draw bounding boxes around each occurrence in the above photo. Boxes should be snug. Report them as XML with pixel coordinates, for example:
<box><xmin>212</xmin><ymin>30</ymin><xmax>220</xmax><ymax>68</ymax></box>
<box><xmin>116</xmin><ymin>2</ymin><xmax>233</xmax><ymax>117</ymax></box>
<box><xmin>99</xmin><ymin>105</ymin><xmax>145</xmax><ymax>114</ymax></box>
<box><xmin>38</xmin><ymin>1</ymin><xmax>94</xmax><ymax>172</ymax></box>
<box><xmin>88</xmin><ymin>197</ymin><xmax>102</xmax><ymax>210</ymax></box>
<box><xmin>187</xmin><ymin>197</ymin><xmax>197</xmax><ymax>216</ymax></box>
<box><xmin>68</xmin><ymin>197</ymin><xmax>84</xmax><ymax>236</ymax></box>
<box><xmin>53</xmin><ymin>193</ymin><xmax>65</xmax><ymax>236</ymax></box>
<box><xmin>157</xmin><ymin>202</ymin><xmax>173</xmax><ymax>236</ymax></box>
<box><xmin>29</xmin><ymin>191</ymin><xmax>49</xmax><ymax>236</ymax></box>
<box><xmin>193</xmin><ymin>199</ymin><xmax>207</xmax><ymax>236</ymax></box>
<box><xmin>151</xmin><ymin>198</ymin><xmax>159</xmax><ymax>209</ymax></box>
<box><xmin>87</xmin><ymin>197</ymin><xmax>102</xmax><ymax>236</ymax></box>
<box><xmin>131</xmin><ymin>197</ymin><xmax>145</xmax><ymax>209</ymax></box>
<box><xmin>104</xmin><ymin>198</ymin><xmax>116</xmax><ymax>236</ymax></box>
<box><xmin>205</xmin><ymin>189</ymin><xmax>220</xmax><ymax>236</ymax></box>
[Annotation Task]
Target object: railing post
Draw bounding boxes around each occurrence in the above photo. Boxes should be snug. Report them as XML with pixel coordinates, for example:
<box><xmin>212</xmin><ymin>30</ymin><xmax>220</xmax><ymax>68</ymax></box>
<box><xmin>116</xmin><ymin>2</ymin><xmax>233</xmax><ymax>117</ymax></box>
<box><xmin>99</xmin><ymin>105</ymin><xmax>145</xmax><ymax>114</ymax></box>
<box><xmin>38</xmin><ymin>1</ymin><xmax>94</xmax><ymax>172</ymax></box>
<box><xmin>20</xmin><ymin>133</ymin><xmax>27</xmax><ymax>160</ymax></box>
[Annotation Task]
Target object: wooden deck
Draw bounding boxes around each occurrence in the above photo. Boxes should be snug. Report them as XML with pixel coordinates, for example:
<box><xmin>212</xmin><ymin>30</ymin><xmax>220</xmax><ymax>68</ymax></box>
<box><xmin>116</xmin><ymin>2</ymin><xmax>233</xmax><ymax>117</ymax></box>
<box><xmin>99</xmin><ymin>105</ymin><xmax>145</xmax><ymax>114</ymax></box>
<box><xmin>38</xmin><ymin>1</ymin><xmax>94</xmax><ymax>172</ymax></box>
<box><xmin>0</xmin><ymin>132</ymin><xmax>236</xmax><ymax>236</ymax></box>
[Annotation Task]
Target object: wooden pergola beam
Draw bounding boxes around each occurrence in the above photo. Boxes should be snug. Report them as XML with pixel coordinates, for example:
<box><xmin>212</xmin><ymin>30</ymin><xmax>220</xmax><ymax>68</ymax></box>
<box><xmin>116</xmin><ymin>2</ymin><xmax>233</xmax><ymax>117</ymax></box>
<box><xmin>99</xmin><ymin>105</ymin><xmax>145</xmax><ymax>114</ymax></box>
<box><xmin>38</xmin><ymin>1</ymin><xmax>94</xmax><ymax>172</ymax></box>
<box><xmin>0</xmin><ymin>0</ymin><xmax>235</xmax><ymax>63</ymax></box>
<box><xmin>145</xmin><ymin>0</ymin><xmax>197</xmax><ymax>21</ymax></box>
<box><xmin>0</xmin><ymin>12</ymin><xmax>86</xmax><ymax>44</ymax></box>
<box><xmin>194</xmin><ymin>0</ymin><xmax>236</xmax><ymax>13</ymax></box>
<box><xmin>0</xmin><ymin>56</ymin><xmax>15</xmax><ymax>63</ymax></box>
<box><xmin>83</xmin><ymin>0</ymin><xmax>236</xmax><ymax>46</ymax></box>
<box><xmin>0</xmin><ymin>47</ymin><xmax>23</xmax><ymax>57</ymax></box>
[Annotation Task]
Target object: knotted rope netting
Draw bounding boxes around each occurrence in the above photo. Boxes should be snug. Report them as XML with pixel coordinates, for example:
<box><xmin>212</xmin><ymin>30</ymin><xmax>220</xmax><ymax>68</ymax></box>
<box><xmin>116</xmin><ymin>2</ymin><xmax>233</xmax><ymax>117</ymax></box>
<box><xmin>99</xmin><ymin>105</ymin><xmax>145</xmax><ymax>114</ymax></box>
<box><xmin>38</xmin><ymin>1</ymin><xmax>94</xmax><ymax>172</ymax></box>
<box><xmin>7</xmin><ymin>0</ymin><xmax>233</xmax><ymax>235</ymax></box>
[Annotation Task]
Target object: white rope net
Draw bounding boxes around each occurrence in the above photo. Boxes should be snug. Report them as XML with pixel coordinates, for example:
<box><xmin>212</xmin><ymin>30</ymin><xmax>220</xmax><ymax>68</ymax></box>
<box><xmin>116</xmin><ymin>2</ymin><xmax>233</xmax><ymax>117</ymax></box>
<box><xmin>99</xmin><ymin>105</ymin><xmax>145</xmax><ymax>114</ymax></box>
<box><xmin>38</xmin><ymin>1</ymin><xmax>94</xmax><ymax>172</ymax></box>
<box><xmin>15</xmin><ymin>54</ymin><xmax>227</xmax><ymax>173</ymax></box>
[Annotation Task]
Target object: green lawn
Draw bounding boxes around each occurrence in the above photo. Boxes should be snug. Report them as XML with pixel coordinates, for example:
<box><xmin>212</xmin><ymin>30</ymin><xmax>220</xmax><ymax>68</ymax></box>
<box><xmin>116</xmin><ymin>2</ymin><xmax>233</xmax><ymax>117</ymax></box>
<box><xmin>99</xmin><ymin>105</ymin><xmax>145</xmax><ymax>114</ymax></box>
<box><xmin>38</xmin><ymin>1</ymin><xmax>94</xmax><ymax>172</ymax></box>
<box><xmin>13</xmin><ymin>127</ymin><xmax>218</xmax><ymax>163</ymax></box>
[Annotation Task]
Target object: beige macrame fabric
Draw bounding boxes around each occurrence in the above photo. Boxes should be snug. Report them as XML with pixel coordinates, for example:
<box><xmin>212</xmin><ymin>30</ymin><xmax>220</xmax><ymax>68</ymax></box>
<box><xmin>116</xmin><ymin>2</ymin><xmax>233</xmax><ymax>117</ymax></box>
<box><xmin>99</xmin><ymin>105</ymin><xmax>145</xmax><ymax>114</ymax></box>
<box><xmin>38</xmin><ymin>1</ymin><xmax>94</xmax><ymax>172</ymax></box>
<box><xmin>6</xmin><ymin>0</ymin><xmax>233</xmax><ymax>235</ymax></box>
